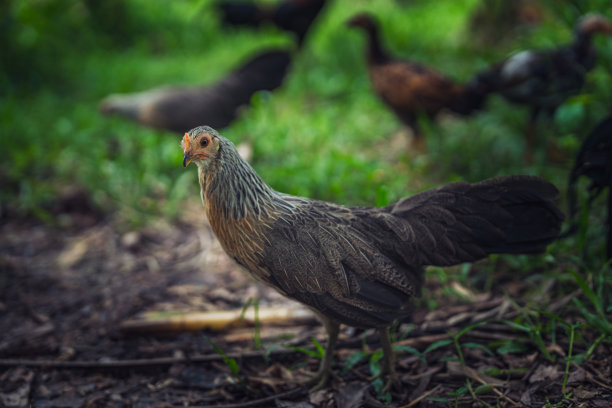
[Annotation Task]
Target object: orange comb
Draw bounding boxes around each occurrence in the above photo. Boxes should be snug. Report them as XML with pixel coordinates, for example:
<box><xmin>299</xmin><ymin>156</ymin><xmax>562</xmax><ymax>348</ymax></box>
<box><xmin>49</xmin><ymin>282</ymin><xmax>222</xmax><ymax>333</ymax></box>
<box><xmin>183</xmin><ymin>133</ymin><xmax>190</xmax><ymax>152</ymax></box>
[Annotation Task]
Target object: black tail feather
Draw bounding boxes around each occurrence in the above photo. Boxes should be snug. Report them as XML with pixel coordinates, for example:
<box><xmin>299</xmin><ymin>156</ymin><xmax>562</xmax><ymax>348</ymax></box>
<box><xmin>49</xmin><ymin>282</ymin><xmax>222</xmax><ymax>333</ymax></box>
<box><xmin>392</xmin><ymin>175</ymin><xmax>564</xmax><ymax>267</ymax></box>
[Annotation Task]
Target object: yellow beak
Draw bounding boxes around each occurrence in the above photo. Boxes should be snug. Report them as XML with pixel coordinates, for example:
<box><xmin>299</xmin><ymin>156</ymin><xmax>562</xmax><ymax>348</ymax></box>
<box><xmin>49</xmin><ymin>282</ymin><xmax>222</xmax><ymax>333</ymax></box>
<box><xmin>183</xmin><ymin>154</ymin><xmax>194</xmax><ymax>168</ymax></box>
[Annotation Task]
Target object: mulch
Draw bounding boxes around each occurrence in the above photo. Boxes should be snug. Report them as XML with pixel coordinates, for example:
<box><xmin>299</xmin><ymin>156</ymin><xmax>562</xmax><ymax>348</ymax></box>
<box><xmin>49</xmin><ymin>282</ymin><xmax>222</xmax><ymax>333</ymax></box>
<box><xmin>1</xmin><ymin>195</ymin><xmax>611</xmax><ymax>407</ymax></box>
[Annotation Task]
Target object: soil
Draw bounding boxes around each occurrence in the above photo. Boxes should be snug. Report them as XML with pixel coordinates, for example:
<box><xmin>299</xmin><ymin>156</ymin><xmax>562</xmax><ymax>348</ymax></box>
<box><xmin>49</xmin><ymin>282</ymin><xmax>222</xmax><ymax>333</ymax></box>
<box><xmin>1</xmin><ymin>191</ymin><xmax>611</xmax><ymax>407</ymax></box>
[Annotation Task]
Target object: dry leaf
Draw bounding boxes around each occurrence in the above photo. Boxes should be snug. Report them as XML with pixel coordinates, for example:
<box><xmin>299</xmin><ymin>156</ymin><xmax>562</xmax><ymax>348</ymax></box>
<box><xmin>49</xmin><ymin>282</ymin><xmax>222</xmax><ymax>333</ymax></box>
<box><xmin>529</xmin><ymin>364</ymin><xmax>562</xmax><ymax>383</ymax></box>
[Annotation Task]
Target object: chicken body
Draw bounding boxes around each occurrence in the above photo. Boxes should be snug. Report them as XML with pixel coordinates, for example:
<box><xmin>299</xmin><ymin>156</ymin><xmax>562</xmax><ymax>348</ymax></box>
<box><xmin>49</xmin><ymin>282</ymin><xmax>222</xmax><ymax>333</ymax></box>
<box><xmin>100</xmin><ymin>49</ymin><xmax>291</xmax><ymax>133</ymax></box>
<box><xmin>182</xmin><ymin>126</ymin><xmax>564</xmax><ymax>389</ymax></box>
<box><xmin>483</xmin><ymin>14</ymin><xmax>611</xmax><ymax>109</ymax></box>
<box><xmin>347</xmin><ymin>13</ymin><xmax>491</xmax><ymax>141</ymax></box>
<box><xmin>565</xmin><ymin>114</ymin><xmax>612</xmax><ymax>258</ymax></box>
<box><xmin>476</xmin><ymin>14</ymin><xmax>612</xmax><ymax>160</ymax></box>
<box><xmin>215</xmin><ymin>0</ymin><xmax>326</xmax><ymax>46</ymax></box>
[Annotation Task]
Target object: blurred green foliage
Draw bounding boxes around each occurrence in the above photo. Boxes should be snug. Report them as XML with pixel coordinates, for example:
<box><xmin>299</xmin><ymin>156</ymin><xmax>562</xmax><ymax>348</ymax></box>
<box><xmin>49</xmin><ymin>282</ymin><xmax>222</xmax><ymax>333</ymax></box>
<box><xmin>0</xmin><ymin>0</ymin><xmax>611</xmax><ymax>248</ymax></box>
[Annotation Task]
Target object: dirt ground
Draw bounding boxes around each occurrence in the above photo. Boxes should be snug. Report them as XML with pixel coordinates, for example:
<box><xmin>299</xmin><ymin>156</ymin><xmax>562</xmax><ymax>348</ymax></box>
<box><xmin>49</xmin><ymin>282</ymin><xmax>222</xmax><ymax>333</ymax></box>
<box><xmin>1</xmin><ymin>190</ymin><xmax>612</xmax><ymax>407</ymax></box>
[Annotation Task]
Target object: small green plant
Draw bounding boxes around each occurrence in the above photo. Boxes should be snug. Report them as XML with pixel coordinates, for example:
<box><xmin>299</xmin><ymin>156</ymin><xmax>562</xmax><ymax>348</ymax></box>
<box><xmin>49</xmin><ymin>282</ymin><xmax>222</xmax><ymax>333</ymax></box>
<box><xmin>282</xmin><ymin>338</ymin><xmax>325</xmax><ymax>359</ymax></box>
<box><xmin>368</xmin><ymin>349</ymin><xmax>391</xmax><ymax>403</ymax></box>
<box><xmin>569</xmin><ymin>267</ymin><xmax>612</xmax><ymax>336</ymax></box>
<box><xmin>394</xmin><ymin>344</ymin><xmax>427</xmax><ymax>364</ymax></box>
<box><xmin>341</xmin><ymin>350</ymin><xmax>369</xmax><ymax>376</ymax></box>
<box><xmin>502</xmin><ymin>296</ymin><xmax>555</xmax><ymax>361</ymax></box>
<box><xmin>239</xmin><ymin>297</ymin><xmax>262</xmax><ymax>350</ymax></box>
<box><xmin>562</xmin><ymin>323</ymin><xmax>577</xmax><ymax>396</ymax></box>
<box><xmin>448</xmin><ymin>386</ymin><xmax>468</xmax><ymax>407</ymax></box>
<box><xmin>447</xmin><ymin>321</ymin><xmax>518</xmax><ymax>407</ymax></box>
<box><xmin>423</xmin><ymin>338</ymin><xmax>454</xmax><ymax>356</ymax></box>
<box><xmin>542</xmin><ymin>396</ymin><xmax>568</xmax><ymax>408</ymax></box>
<box><xmin>205</xmin><ymin>337</ymin><xmax>240</xmax><ymax>378</ymax></box>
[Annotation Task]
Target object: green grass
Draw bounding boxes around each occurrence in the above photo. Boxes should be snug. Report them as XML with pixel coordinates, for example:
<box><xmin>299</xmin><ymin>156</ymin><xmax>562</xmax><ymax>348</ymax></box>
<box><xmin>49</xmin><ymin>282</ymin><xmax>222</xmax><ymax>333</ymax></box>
<box><xmin>4</xmin><ymin>0</ymin><xmax>611</xmax><ymax>220</ymax></box>
<box><xmin>1</xmin><ymin>0</ymin><xmax>505</xmax><ymax>222</ymax></box>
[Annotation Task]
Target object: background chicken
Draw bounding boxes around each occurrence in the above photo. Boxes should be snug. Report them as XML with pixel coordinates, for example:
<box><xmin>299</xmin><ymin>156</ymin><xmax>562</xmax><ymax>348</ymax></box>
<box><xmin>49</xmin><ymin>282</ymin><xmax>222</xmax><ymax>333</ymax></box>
<box><xmin>182</xmin><ymin>125</ymin><xmax>563</xmax><ymax>390</ymax></box>
<box><xmin>99</xmin><ymin>49</ymin><xmax>291</xmax><ymax>133</ymax></box>
<box><xmin>564</xmin><ymin>114</ymin><xmax>612</xmax><ymax>259</ymax></box>
<box><xmin>347</xmin><ymin>12</ymin><xmax>493</xmax><ymax>150</ymax></box>
<box><xmin>476</xmin><ymin>14</ymin><xmax>612</xmax><ymax>161</ymax></box>
<box><xmin>215</xmin><ymin>0</ymin><xmax>327</xmax><ymax>46</ymax></box>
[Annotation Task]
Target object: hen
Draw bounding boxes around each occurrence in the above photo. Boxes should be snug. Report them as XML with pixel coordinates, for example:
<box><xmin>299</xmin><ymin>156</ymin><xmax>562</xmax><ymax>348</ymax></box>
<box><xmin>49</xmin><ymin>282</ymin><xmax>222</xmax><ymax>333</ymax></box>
<box><xmin>347</xmin><ymin>13</ymin><xmax>492</xmax><ymax>147</ymax></box>
<box><xmin>100</xmin><ymin>49</ymin><xmax>291</xmax><ymax>133</ymax></box>
<box><xmin>564</xmin><ymin>114</ymin><xmax>612</xmax><ymax>259</ymax></box>
<box><xmin>215</xmin><ymin>0</ymin><xmax>326</xmax><ymax>46</ymax></box>
<box><xmin>182</xmin><ymin>125</ymin><xmax>563</xmax><ymax>389</ymax></box>
<box><xmin>476</xmin><ymin>14</ymin><xmax>612</xmax><ymax>161</ymax></box>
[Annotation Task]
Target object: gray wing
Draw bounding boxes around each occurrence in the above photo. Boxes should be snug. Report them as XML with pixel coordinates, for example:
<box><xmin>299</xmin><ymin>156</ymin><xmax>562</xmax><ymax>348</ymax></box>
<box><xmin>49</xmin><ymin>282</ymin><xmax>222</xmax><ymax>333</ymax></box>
<box><xmin>261</xmin><ymin>201</ymin><xmax>420</xmax><ymax>328</ymax></box>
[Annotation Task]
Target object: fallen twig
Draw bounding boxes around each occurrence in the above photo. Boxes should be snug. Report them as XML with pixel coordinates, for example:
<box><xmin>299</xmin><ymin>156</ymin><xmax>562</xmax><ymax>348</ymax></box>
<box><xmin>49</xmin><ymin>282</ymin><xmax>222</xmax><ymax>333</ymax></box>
<box><xmin>573</xmin><ymin>362</ymin><xmax>612</xmax><ymax>391</ymax></box>
<box><xmin>447</xmin><ymin>361</ymin><xmax>519</xmax><ymax>406</ymax></box>
<box><xmin>396</xmin><ymin>333</ymin><xmax>450</xmax><ymax>349</ymax></box>
<box><xmin>400</xmin><ymin>384</ymin><xmax>442</xmax><ymax>408</ymax></box>
<box><xmin>120</xmin><ymin>306</ymin><xmax>316</xmax><ymax>333</ymax></box>
<box><xmin>0</xmin><ymin>348</ymin><xmax>302</xmax><ymax>369</ymax></box>
<box><xmin>463</xmin><ymin>329</ymin><xmax>522</xmax><ymax>341</ymax></box>
<box><xmin>188</xmin><ymin>387</ymin><xmax>307</xmax><ymax>408</ymax></box>
<box><xmin>422</xmin><ymin>297</ymin><xmax>504</xmax><ymax>322</ymax></box>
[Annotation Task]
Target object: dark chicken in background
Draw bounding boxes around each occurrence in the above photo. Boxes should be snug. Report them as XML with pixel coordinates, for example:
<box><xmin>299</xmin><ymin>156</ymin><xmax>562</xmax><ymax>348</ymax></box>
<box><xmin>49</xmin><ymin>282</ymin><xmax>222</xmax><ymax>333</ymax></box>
<box><xmin>99</xmin><ymin>49</ymin><xmax>291</xmax><ymax>133</ymax></box>
<box><xmin>564</xmin><ymin>114</ymin><xmax>612</xmax><ymax>259</ymax></box>
<box><xmin>468</xmin><ymin>0</ymin><xmax>544</xmax><ymax>47</ymax></box>
<box><xmin>476</xmin><ymin>14</ymin><xmax>612</xmax><ymax>162</ymax></box>
<box><xmin>215</xmin><ymin>0</ymin><xmax>327</xmax><ymax>46</ymax></box>
<box><xmin>347</xmin><ymin>13</ymin><xmax>493</xmax><ymax>150</ymax></box>
<box><xmin>181</xmin><ymin>125</ymin><xmax>564</xmax><ymax>390</ymax></box>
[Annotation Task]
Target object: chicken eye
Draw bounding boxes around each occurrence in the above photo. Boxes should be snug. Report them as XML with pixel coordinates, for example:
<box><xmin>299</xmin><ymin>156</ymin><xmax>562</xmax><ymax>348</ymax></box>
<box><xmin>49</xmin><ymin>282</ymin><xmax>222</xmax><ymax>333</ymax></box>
<box><xmin>200</xmin><ymin>137</ymin><xmax>209</xmax><ymax>147</ymax></box>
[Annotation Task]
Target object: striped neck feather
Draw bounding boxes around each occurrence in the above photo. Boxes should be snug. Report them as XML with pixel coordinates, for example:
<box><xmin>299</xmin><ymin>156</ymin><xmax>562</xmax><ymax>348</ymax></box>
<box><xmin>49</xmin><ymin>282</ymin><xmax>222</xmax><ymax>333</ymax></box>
<box><xmin>199</xmin><ymin>139</ymin><xmax>280</xmax><ymax>221</ymax></box>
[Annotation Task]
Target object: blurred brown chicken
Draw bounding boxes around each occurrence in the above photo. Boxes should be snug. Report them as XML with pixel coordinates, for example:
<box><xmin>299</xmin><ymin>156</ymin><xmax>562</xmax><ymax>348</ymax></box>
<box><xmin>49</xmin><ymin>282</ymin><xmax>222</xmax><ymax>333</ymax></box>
<box><xmin>215</xmin><ymin>0</ymin><xmax>327</xmax><ymax>46</ymax></box>
<box><xmin>182</xmin><ymin>125</ymin><xmax>563</xmax><ymax>390</ymax></box>
<box><xmin>99</xmin><ymin>49</ymin><xmax>291</xmax><ymax>133</ymax></box>
<box><xmin>475</xmin><ymin>14</ymin><xmax>612</xmax><ymax>162</ymax></box>
<box><xmin>347</xmin><ymin>13</ymin><xmax>492</xmax><ymax>149</ymax></box>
